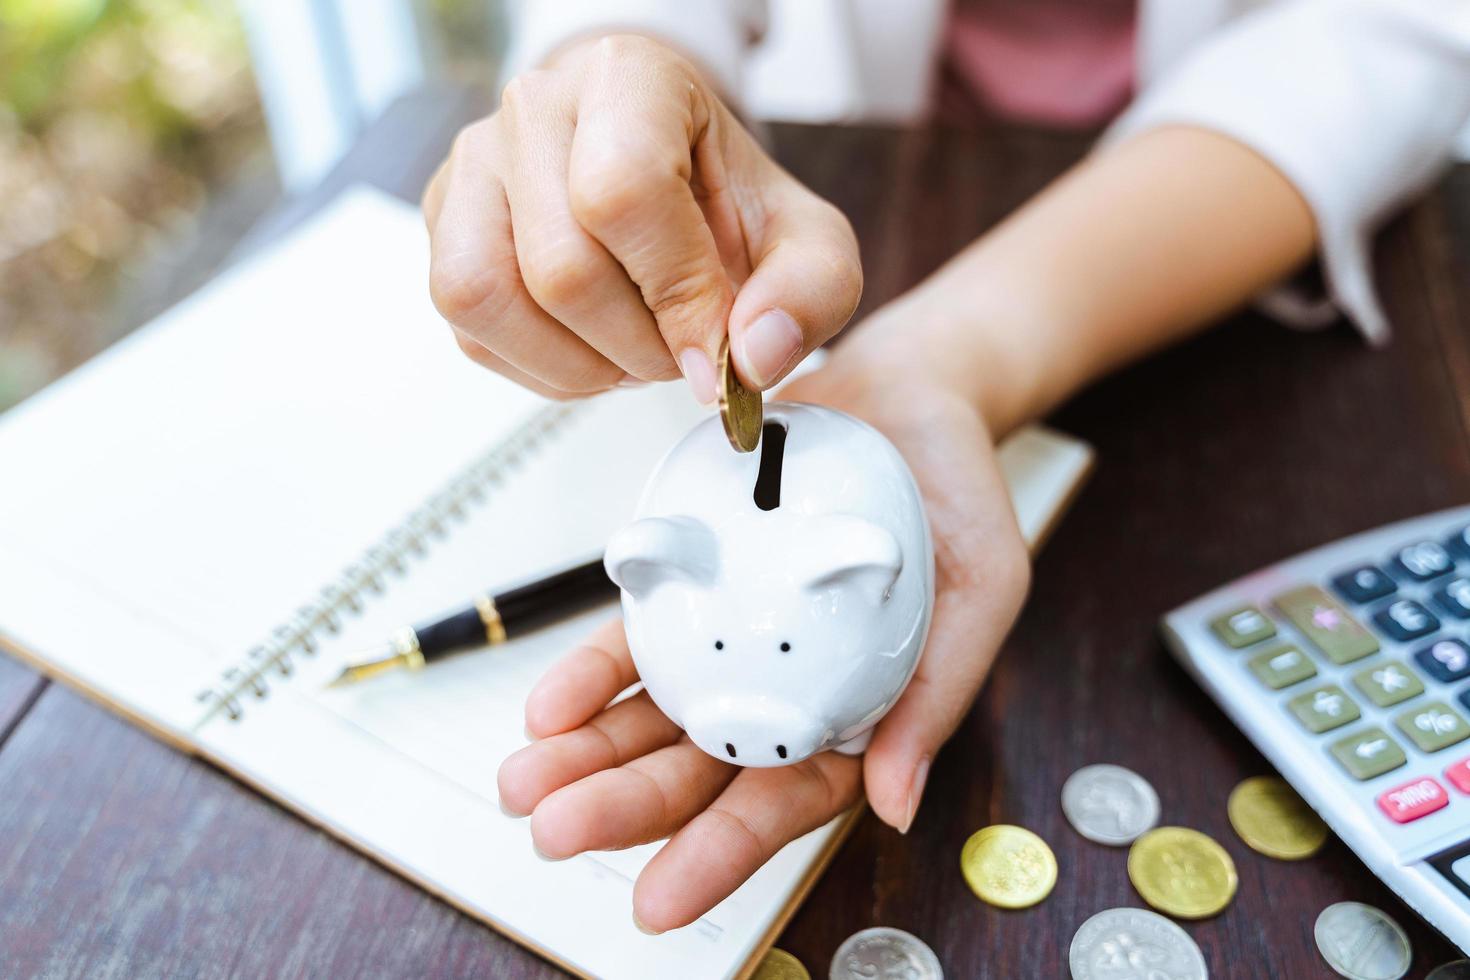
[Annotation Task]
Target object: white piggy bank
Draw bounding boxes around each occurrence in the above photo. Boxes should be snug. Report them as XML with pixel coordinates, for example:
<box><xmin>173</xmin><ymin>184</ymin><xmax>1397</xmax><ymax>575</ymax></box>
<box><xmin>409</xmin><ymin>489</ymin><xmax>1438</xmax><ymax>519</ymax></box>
<box><xmin>604</xmin><ymin>402</ymin><xmax>934</xmax><ymax>767</ymax></box>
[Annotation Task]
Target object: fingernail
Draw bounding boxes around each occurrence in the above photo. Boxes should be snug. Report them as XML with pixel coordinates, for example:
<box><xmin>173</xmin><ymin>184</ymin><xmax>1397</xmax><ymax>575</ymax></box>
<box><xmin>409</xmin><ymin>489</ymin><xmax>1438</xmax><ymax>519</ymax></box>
<box><xmin>532</xmin><ymin>842</ymin><xmax>567</xmax><ymax>862</ymax></box>
<box><xmin>615</xmin><ymin>373</ymin><xmax>648</xmax><ymax>388</ymax></box>
<box><xmin>737</xmin><ymin>309</ymin><xmax>802</xmax><ymax>388</ymax></box>
<box><xmin>678</xmin><ymin>347</ymin><xmax>716</xmax><ymax>406</ymax></box>
<box><xmin>899</xmin><ymin>755</ymin><xmax>931</xmax><ymax>834</ymax></box>
<box><xmin>633</xmin><ymin>911</ymin><xmax>663</xmax><ymax>936</ymax></box>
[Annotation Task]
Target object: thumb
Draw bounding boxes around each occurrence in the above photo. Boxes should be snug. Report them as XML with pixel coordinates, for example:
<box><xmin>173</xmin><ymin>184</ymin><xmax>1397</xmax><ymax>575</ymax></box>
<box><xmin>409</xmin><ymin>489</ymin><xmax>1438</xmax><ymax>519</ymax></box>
<box><xmin>728</xmin><ymin>184</ymin><xmax>862</xmax><ymax>390</ymax></box>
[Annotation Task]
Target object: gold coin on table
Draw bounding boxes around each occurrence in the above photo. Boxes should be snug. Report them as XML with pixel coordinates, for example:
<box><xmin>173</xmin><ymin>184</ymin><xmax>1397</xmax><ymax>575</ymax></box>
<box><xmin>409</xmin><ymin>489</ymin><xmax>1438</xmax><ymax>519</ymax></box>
<box><xmin>752</xmin><ymin>947</ymin><xmax>810</xmax><ymax>980</ymax></box>
<box><xmin>1227</xmin><ymin>775</ymin><xmax>1330</xmax><ymax>860</ymax></box>
<box><xmin>960</xmin><ymin>824</ymin><xmax>1058</xmax><ymax>909</ymax></box>
<box><xmin>1127</xmin><ymin>826</ymin><xmax>1238</xmax><ymax>920</ymax></box>
<box><xmin>717</xmin><ymin>335</ymin><xmax>763</xmax><ymax>453</ymax></box>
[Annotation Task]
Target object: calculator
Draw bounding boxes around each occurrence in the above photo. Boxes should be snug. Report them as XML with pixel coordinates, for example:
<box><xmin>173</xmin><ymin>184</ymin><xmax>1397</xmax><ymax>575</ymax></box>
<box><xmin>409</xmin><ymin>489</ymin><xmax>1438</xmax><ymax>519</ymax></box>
<box><xmin>1162</xmin><ymin>505</ymin><xmax>1470</xmax><ymax>951</ymax></box>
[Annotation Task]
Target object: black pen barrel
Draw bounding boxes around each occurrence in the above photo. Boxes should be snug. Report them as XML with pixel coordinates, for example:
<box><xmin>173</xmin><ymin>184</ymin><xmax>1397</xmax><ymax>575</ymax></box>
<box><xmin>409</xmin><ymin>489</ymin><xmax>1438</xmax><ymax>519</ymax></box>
<box><xmin>497</xmin><ymin>558</ymin><xmax>618</xmax><ymax>636</ymax></box>
<box><xmin>415</xmin><ymin>607</ymin><xmax>487</xmax><ymax>658</ymax></box>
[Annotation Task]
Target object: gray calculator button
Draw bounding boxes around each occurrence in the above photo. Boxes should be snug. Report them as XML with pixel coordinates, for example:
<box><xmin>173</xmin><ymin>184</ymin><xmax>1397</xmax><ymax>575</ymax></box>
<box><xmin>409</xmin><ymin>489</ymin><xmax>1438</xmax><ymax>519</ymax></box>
<box><xmin>1375</xmin><ymin>599</ymin><xmax>1440</xmax><ymax>643</ymax></box>
<box><xmin>1438</xmin><ymin>578</ymin><xmax>1470</xmax><ymax>619</ymax></box>
<box><xmin>1394</xmin><ymin>541</ymin><xmax>1455</xmax><ymax>582</ymax></box>
<box><xmin>1415</xmin><ymin>639</ymin><xmax>1470</xmax><ymax>683</ymax></box>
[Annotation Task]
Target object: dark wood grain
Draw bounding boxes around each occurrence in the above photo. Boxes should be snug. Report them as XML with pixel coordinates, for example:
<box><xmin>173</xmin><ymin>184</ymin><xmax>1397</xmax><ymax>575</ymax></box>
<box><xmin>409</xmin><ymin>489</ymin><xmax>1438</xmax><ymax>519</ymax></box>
<box><xmin>2</xmin><ymin>88</ymin><xmax>1468</xmax><ymax>978</ymax></box>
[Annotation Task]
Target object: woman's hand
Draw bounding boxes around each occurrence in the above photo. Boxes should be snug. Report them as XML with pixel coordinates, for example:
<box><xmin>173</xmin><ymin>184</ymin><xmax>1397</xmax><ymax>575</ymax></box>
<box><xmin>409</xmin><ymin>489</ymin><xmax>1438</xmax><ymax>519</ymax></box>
<box><xmin>495</xmin><ymin>325</ymin><xmax>1031</xmax><ymax>932</ymax></box>
<box><xmin>421</xmin><ymin>34</ymin><xmax>861</xmax><ymax>404</ymax></box>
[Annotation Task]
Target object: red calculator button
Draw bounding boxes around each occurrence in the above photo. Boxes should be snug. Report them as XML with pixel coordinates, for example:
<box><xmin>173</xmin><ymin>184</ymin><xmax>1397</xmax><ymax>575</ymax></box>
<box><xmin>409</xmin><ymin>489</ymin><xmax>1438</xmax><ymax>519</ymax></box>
<box><xmin>1445</xmin><ymin>757</ymin><xmax>1470</xmax><ymax>794</ymax></box>
<box><xmin>1377</xmin><ymin>777</ymin><xmax>1449</xmax><ymax>823</ymax></box>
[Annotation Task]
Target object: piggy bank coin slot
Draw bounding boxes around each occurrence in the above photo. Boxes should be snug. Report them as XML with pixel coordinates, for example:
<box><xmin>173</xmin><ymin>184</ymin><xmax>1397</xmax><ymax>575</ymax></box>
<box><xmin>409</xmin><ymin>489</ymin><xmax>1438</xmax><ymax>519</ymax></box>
<box><xmin>753</xmin><ymin>421</ymin><xmax>788</xmax><ymax>512</ymax></box>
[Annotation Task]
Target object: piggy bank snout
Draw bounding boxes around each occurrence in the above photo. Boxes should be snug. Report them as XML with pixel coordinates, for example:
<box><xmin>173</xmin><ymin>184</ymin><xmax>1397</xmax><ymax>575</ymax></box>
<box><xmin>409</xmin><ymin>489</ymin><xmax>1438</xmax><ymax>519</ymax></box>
<box><xmin>683</xmin><ymin>698</ymin><xmax>828</xmax><ymax>768</ymax></box>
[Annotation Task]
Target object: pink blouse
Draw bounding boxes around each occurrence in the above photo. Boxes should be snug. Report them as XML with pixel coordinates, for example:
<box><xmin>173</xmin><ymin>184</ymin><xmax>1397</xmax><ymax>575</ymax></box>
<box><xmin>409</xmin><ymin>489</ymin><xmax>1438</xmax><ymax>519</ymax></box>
<box><xmin>946</xmin><ymin>0</ymin><xmax>1136</xmax><ymax>127</ymax></box>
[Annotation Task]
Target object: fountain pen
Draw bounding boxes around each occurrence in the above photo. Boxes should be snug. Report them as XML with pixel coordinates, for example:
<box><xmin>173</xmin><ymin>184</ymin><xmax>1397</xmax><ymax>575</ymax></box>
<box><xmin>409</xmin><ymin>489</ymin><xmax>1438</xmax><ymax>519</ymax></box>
<box><xmin>327</xmin><ymin>556</ymin><xmax>616</xmax><ymax>687</ymax></box>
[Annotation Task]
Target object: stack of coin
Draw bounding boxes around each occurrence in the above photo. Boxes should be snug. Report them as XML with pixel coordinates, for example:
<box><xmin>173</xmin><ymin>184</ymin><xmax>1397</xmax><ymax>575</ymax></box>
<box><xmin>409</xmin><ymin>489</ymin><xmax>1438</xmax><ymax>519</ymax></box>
<box><xmin>1227</xmin><ymin>775</ymin><xmax>1328</xmax><ymax>860</ymax></box>
<box><xmin>959</xmin><ymin>824</ymin><xmax>1058</xmax><ymax>910</ymax></box>
<box><xmin>829</xmin><ymin>927</ymin><xmax>942</xmax><ymax>980</ymax></box>
<box><xmin>1127</xmin><ymin>826</ymin><xmax>1238</xmax><ymax>919</ymax></box>
<box><xmin>1314</xmin><ymin>901</ymin><xmax>1411</xmax><ymax>979</ymax></box>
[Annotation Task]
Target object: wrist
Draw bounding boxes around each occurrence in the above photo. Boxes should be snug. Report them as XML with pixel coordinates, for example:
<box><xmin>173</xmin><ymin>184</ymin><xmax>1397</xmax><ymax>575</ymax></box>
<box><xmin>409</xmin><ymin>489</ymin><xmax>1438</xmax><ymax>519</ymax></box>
<box><xmin>834</xmin><ymin>264</ymin><xmax>1062</xmax><ymax>439</ymax></box>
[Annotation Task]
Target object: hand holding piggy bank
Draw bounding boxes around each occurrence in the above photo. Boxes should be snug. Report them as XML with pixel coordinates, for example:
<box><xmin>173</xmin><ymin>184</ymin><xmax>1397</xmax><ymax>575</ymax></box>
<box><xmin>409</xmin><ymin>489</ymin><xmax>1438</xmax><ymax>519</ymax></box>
<box><xmin>604</xmin><ymin>403</ymin><xmax>934</xmax><ymax>767</ymax></box>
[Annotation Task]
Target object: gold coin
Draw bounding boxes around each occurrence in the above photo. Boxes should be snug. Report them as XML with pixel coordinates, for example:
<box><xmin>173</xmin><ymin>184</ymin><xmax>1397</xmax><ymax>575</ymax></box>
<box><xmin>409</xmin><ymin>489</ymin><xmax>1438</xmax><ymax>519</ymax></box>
<box><xmin>1128</xmin><ymin>826</ymin><xmax>1238</xmax><ymax>920</ymax></box>
<box><xmin>752</xmin><ymin>947</ymin><xmax>810</xmax><ymax>980</ymax></box>
<box><xmin>717</xmin><ymin>334</ymin><xmax>763</xmax><ymax>453</ymax></box>
<box><xmin>960</xmin><ymin>824</ymin><xmax>1058</xmax><ymax>909</ymax></box>
<box><xmin>1227</xmin><ymin>775</ymin><xmax>1329</xmax><ymax>860</ymax></box>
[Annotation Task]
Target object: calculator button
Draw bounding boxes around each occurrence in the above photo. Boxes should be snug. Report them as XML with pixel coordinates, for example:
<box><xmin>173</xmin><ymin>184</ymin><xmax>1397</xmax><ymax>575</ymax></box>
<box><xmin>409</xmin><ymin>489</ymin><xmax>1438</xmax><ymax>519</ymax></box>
<box><xmin>1437</xmin><ymin>578</ymin><xmax>1470</xmax><ymax>619</ymax></box>
<box><xmin>1209</xmin><ymin>606</ymin><xmax>1276</xmax><ymax>648</ymax></box>
<box><xmin>1374</xmin><ymin>600</ymin><xmax>1440</xmax><ymax>643</ymax></box>
<box><xmin>1414</xmin><ymin>639</ymin><xmax>1470</xmax><ymax>682</ymax></box>
<box><xmin>1352</xmin><ymin>661</ymin><xmax>1426</xmax><ymax>707</ymax></box>
<box><xmin>1274</xmin><ymin>586</ymin><xmax>1379</xmax><ymax>664</ymax></box>
<box><xmin>1395</xmin><ymin>702</ymin><xmax>1470</xmax><ymax>753</ymax></box>
<box><xmin>1330</xmin><ymin>728</ymin><xmax>1407</xmax><ymax>780</ymax></box>
<box><xmin>1377</xmin><ymin>777</ymin><xmax>1449</xmax><ymax>823</ymax></box>
<box><xmin>1392</xmin><ymin>541</ymin><xmax>1455</xmax><ymax>582</ymax></box>
<box><xmin>1288</xmin><ymin>685</ymin><xmax>1361</xmax><ymax>733</ymax></box>
<box><xmin>1446</xmin><ymin>757</ymin><xmax>1470</xmax><ymax>794</ymax></box>
<box><xmin>1332</xmin><ymin>565</ymin><xmax>1397</xmax><ymax>604</ymax></box>
<box><xmin>1247</xmin><ymin>645</ymin><xmax>1317</xmax><ymax>690</ymax></box>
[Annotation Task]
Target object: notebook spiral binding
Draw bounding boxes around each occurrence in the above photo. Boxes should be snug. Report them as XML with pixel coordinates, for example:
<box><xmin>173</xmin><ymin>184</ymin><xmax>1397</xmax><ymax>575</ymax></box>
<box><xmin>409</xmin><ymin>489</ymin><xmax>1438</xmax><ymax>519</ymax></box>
<box><xmin>193</xmin><ymin>401</ymin><xmax>586</xmax><ymax>727</ymax></box>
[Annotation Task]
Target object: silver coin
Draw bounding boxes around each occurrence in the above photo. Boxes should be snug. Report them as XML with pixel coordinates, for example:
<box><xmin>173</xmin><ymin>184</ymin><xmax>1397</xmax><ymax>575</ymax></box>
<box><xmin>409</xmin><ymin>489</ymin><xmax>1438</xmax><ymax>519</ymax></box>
<box><xmin>1429</xmin><ymin>962</ymin><xmax>1470</xmax><ymax>980</ymax></box>
<box><xmin>1314</xmin><ymin>902</ymin><xmax>1412</xmax><ymax>980</ymax></box>
<box><xmin>830</xmin><ymin>927</ymin><xmax>943</xmax><ymax>980</ymax></box>
<box><xmin>1061</xmin><ymin>764</ymin><xmax>1161</xmax><ymax>846</ymax></box>
<box><xmin>1069</xmin><ymin>907</ymin><xmax>1207</xmax><ymax>980</ymax></box>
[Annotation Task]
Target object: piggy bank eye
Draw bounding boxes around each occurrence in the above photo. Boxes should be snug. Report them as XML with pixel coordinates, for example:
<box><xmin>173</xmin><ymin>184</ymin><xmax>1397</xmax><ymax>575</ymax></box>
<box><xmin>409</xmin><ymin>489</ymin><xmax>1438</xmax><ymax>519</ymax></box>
<box><xmin>714</xmin><ymin>640</ymin><xmax>724</xmax><ymax>651</ymax></box>
<box><xmin>780</xmin><ymin>642</ymin><xmax>791</xmax><ymax>653</ymax></box>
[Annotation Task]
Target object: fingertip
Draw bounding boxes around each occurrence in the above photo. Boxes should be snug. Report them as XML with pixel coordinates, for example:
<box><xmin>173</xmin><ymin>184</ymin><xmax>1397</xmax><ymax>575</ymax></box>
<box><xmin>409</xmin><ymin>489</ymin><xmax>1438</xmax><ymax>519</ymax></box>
<box><xmin>862</xmin><ymin>731</ymin><xmax>926</xmax><ymax>832</ymax></box>
<box><xmin>678</xmin><ymin>347</ymin><xmax>716</xmax><ymax>406</ymax></box>
<box><xmin>529</xmin><ymin>790</ymin><xmax>587</xmax><ymax>860</ymax></box>
<box><xmin>523</xmin><ymin>678</ymin><xmax>569</xmax><ymax>738</ymax></box>
<box><xmin>632</xmin><ymin>910</ymin><xmax>663</xmax><ymax>936</ymax></box>
<box><xmin>632</xmin><ymin>873</ymin><xmax>697</xmax><ymax>934</ymax></box>
<box><xmin>497</xmin><ymin>747</ymin><xmax>539</xmax><ymax>817</ymax></box>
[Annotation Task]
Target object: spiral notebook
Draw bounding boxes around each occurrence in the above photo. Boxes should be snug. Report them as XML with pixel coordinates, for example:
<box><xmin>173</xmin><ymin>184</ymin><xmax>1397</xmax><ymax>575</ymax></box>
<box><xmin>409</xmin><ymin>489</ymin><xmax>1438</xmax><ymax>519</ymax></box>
<box><xmin>0</xmin><ymin>187</ymin><xmax>1093</xmax><ymax>980</ymax></box>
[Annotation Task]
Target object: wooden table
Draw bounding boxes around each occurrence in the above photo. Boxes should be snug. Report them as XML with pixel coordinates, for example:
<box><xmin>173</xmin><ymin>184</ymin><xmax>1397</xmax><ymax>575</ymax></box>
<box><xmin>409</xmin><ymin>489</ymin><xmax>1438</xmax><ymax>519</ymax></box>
<box><xmin>4</xmin><ymin>87</ymin><xmax>1470</xmax><ymax>978</ymax></box>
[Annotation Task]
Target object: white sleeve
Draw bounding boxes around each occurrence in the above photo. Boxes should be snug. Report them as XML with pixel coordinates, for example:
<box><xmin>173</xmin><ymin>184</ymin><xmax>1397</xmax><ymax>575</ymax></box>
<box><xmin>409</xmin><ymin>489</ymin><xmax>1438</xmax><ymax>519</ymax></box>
<box><xmin>500</xmin><ymin>0</ymin><xmax>766</xmax><ymax>105</ymax></box>
<box><xmin>1103</xmin><ymin>0</ymin><xmax>1470</xmax><ymax>345</ymax></box>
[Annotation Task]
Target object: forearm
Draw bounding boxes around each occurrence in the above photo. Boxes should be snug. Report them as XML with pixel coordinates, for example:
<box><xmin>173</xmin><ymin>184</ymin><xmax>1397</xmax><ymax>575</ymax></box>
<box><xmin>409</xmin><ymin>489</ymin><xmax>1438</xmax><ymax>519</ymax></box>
<box><xmin>842</xmin><ymin>126</ymin><xmax>1318</xmax><ymax>437</ymax></box>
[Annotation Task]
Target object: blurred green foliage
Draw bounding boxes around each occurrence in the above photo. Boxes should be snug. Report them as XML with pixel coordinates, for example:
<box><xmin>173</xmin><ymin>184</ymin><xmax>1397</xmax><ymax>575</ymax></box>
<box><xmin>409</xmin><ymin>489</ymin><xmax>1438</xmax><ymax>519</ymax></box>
<box><xmin>0</xmin><ymin>0</ymin><xmax>263</xmax><ymax>410</ymax></box>
<box><xmin>0</xmin><ymin>0</ymin><xmax>249</xmax><ymax>143</ymax></box>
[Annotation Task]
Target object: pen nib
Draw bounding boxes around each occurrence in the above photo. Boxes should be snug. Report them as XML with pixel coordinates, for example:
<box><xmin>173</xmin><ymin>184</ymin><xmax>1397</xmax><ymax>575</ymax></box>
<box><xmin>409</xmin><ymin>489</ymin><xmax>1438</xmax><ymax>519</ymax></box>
<box><xmin>325</xmin><ymin>644</ymin><xmax>412</xmax><ymax>689</ymax></box>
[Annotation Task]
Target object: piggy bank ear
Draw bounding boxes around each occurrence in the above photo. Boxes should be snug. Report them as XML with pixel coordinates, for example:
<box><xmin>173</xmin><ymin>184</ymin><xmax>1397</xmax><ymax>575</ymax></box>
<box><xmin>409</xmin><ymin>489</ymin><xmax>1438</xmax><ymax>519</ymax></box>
<box><xmin>793</xmin><ymin>515</ymin><xmax>903</xmax><ymax>606</ymax></box>
<box><xmin>604</xmin><ymin>516</ymin><xmax>719</xmax><ymax>599</ymax></box>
